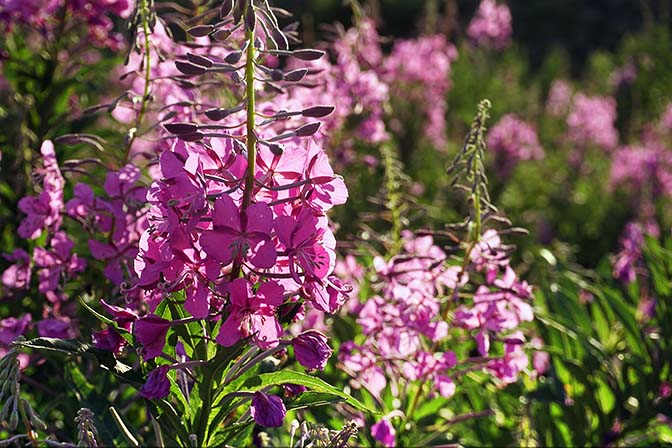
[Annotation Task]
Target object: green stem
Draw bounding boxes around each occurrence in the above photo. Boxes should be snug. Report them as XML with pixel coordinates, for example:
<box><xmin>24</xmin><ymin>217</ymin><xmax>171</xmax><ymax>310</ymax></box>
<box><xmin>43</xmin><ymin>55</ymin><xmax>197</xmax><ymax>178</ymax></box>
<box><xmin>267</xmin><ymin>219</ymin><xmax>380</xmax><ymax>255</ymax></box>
<box><xmin>123</xmin><ymin>0</ymin><xmax>152</xmax><ymax>166</ymax></box>
<box><xmin>231</xmin><ymin>15</ymin><xmax>257</xmax><ymax>280</ymax></box>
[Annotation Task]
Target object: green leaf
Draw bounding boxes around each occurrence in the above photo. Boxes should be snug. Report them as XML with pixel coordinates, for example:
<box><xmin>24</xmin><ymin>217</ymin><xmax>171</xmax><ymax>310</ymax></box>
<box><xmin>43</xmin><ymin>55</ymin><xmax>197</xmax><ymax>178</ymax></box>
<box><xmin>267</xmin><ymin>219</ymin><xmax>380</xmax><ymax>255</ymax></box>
<box><xmin>231</xmin><ymin>370</ymin><xmax>375</xmax><ymax>414</ymax></box>
<box><xmin>17</xmin><ymin>337</ymin><xmax>144</xmax><ymax>387</ymax></box>
<box><xmin>285</xmin><ymin>391</ymin><xmax>345</xmax><ymax>411</ymax></box>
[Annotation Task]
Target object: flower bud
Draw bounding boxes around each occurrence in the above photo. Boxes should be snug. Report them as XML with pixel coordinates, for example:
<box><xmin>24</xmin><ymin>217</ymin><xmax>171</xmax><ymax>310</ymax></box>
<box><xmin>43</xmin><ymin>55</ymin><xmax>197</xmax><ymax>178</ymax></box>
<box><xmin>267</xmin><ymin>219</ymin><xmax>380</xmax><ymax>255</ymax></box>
<box><xmin>251</xmin><ymin>392</ymin><xmax>286</xmax><ymax>427</ymax></box>
<box><xmin>186</xmin><ymin>53</ymin><xmax>214</xmax><ymax>68</ymax></box>
<box><xmin>186</xmin><ymin>25</ymin><xmax>213</xmax><ymax>37</ymax></box>
<box><xmin>164</xmin><ymin>122</ymin><xmax>199</xmax><ymax>135</ymax></box>
<box><xmin>292</xmin><ymin>49</ymin><xmax>325</xmax><ymax>61</ymax></box>
<box><xmin>291</xmin><ymin>330</ymin><xmax>332</xmax><ymax>371</ymax></box>
<box><xmin>295</xmin><ymin>122</ymin><xmax>321</xmax><ymax>137</ymax></box>
<box><xmin>175</xmin><ymin>61</ymin><xmax>207</xmax><ymax>76</ymax></box>
<box><xmin>220</xmin><ymin>0</ymin><xmax>234</xmax><ymax>18</ymax></box>
<box><xmin>283</xmin><ymin>69</ymin><xmax>308</xmax><ymax>82</ymax></box>
<box><xmin>301</xmin><ymin>106</ymin><xmax>335</xmax><ymax>118</ymax></box>
<box><xmin>225</xmin><ymin>51</ymin><xmax>242</xmax><ymax>65</ymax></box>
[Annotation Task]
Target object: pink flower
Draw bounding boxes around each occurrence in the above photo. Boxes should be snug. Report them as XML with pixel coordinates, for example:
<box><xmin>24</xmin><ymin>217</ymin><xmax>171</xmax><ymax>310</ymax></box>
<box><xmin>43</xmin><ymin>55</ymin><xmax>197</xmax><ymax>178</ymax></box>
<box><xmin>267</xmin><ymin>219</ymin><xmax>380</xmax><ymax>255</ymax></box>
<box><xmin>487</xmin><ymin>114</ymin><xmax>544</xmax><ymax>176</ymax></box>
<box><xmin>140</xmin><ymin>365</ymin><xmax>171</xmax><ymax>399</ymax></box>
<box><xmin>467</xmin><ymin>0</ymin><xmax>512</xmax><ymax>50</ymax></box>
<box><xmin>275</xmin><ymin>209</ymin><xmax>336</xmax><ymax>282</ymax></box>
<box><xmin>216</xmin><ymin>279</ymin><xmax>284</xmax><ymax>349</ymax></box>
<box><xmin>134</xmin><ymin>315</ymin><xmax>171</xmax><ymax>360</ymax></box>
<box><xmin>291</xmin><ymin>330</ymin><xmax>332</xmax><ymax>371</ymax></box>
<box><xmin>18</xmin><ymin>141</ymin><xmax>64</xmax><ymax>239</ymax></box>
<box><xmin>33</xmin><ymin>231</ymin><xmax>86</xmax><ymax>302</ymax></box>
<box><xmin>201</xmin><ymin>195</ymin><xmax>277</xmax><ymax>269</ymax></box>
<box><xmin>371</xmin><ymin>418</ymin><xmax>396</xmax><ymax>447</ymax></box>
<box><xmin>250</xmin><ymin>392</ymin><xmax>286</xmax><ymax>428</ymax></box>
<box><xmin>2</xmin><ymin>249</ymin><xmax>31</xmax><ymax>290</ymax></box>
<box><xmin>37</xmin><ymin>318</ymin><xmax>74</xmax><ymax>339</ymax></box>
<box><xmin>567</xmin><ymin>93</ymin><xmax>618</xmax><ymax>150</ymax></box>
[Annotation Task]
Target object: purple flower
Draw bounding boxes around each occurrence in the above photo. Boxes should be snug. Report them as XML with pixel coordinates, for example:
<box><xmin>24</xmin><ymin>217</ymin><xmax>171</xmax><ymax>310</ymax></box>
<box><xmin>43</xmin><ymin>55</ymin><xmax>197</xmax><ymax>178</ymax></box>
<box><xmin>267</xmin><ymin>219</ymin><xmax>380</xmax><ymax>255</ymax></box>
<box><xmin>0</xmin><ymin>314</ymin><xmax>32</xmax><ymax>345</ymax></box>
<box><xmin>371</xmin><ymin>418</ymin><xmax>396</xmax><ymax>447</ymax></box>
<box><xmin>250</xmin><ymin>392</ymin><xmax>286</xmax><ymax>428</ymax></box>
<box><xmin>134</xmin><ymin>315</ymin><xmax>171</xmax><ymax>360</ymax></box>
<box><xmin>140</xmin><ymin>365</ymin><xmax>171</xmax><ymax>399</ymax></box>
<box><xmin>37</xmin><ymin>318</ymin><xmax>74</xmax><ymax>339</ymax></box>
<box><xmin>291</xmin><ymin>330</ymin><xmax>332</xmax><ymax>371</ymax></box>
<box><xmin>32</xmin><ymin>231</ymin><xmax>86</xmax><ymax>302</ymax></box>
<box><xmin>546</xmin><ymin>80</ymin><xmax>572</xmax><ymax>117</ymax></box>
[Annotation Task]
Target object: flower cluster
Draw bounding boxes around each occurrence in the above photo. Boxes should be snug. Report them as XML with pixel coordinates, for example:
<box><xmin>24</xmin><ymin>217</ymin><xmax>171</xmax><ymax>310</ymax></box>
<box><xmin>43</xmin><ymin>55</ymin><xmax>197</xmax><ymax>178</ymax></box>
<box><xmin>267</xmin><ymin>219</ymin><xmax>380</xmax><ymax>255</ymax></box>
<box><xmin>382</xmin><ymin>35</ymin><xmax>458</xmax><ymax>149</ymax></box>
<box><xmin>566</xmin><ymin>93</ymin><xmax>619</xmax><ymax>151</ymax></box>
<box><xmin>610</xmin><ymin>142</ymin><xmax>672</xmax><ymax>200</ymax></box>
<box><xmin>339</xmin><ymin>229</ymin><xmax>534</xmax><ymax>445</ymax></box>
<box><xmin>0</xmin><ymin>0</ymin><xmax>131</xmax><ymax>50</ymax></box>
<box><xmin>612</xmin><ymin>221</ymin><xmax>659</xmax><ymax>284</ymax></box>
<box><xmin>546</xmin><ymin>79</ymin><xmax>572</xmax><ymax>117</ymax></box>
<box><xmin>487</xmin><ymin>114</ymin><xmax>544</xmax><ymax>175</ymax></box>
<box><xmin>467</xmin><ymin>0</ymin><xmax>513</xmax><ymax>51</ymax></box>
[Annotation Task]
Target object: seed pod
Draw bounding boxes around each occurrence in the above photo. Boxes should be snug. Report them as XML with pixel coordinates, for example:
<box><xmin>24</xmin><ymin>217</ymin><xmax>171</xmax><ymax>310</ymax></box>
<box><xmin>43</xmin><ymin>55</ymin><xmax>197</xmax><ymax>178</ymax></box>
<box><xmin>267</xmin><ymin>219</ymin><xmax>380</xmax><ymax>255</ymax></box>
<box><xmin>186</xmin><ymin>53</ymin><xmax>214</xmax><ymax>68</ymax></box>
<box><xmin>295</xmin><ymin>122</ymin><xmax>321</xmax><ymax>137</ymax></box>
<box><xmin>225</xmin><ymin>51</ymin><xmax>242</xmax><ymax>64</ymax></box>
<box><xmin>301</xmin><ymin>105</ymin><xmax>335</xmax><ymax>118</ymax></box>
<box><xmin>292</xmin><ymin>49</ymin><xmax>325</xmax><ymax>61</ymax></box>
<box><xmin>220</xmin><ymin>0</ymin><xmax>234</xmax><ymax>18</ymax></box>
<box><xmin>175</xmin><ymin>61</ymin><xmax>207</xmax><ymax>76</ymax></box>
<box><xmin>283</xmin><ymin>69</ymin><xmax>308</xmax><ymax>82</ymax></box>
<box><xmin>164</xmin><ymin>122</ymin><xmax>199</xmax><ymax>135</ymax></box>
<box><xmin>186</xmin><ymin>25</ymin><xmax>213</xmax><ymax>37</ymax></box>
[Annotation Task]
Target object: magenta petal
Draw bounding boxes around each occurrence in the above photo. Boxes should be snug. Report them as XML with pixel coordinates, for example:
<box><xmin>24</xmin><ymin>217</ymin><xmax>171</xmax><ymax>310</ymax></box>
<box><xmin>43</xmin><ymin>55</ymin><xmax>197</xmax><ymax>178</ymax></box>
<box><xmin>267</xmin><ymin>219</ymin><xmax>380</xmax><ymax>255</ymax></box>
<box><xmin>212</xmin><ymin>195</ymin><xmax>241</xmax><ymax>231</ymax></box>
<box><xmin>245</xmin><ymin>202</ymin><xmax>274</xmax><ymax>234</ymax></box>
<box><xmin>248</xmin><ymin>237</ymin><xmax>277</xmax><ymax>269</ymax></box>
<box><xmin>200</xmin><ymin>230</ymin><xmax>235</xmax><ymax>264</ymax></box>
<box><xmin>216</xmin><ymin>314</ymin><xmax>243</xmax><ymax>347</ymax></box>
<box><xmin>185</xmin><ymin>282</ymin><xmax>210</xmax><ymax>318</ymax></box>
<box><xmin>250</xmin><ymin>313</ymin><xmax>281</xmax><ymax>349</ymax></box>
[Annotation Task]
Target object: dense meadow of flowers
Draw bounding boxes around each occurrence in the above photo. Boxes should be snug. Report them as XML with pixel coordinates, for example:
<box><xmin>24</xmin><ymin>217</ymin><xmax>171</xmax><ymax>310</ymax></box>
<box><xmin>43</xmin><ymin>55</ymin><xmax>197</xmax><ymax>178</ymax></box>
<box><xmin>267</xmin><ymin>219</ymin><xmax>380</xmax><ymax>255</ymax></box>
<box><xmin>1</xmin><ymin>0</ymin><xmax>671</xmax><ymax>446</ymax></box>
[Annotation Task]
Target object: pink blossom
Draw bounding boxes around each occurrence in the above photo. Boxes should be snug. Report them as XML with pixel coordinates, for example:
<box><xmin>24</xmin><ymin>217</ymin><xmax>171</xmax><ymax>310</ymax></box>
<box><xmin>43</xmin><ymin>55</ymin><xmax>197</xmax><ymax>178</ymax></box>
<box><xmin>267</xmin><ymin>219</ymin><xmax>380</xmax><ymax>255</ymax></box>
<box><xmin>567</xmin><ymin>93</ymin><xmax>618</xmax><ymax>150</ymax></box>
<box><xmin>201</xmin><ymin>195</ymin><xmax>277</xmax><ymax>269</ymax></box>
<box><xmin>2</xmin><ymin>249</ymin><xmax>31</xmax><ymax>290</ymax></box>
<box><xmin>488</xmin><ymin>114</ymin><xmax>544</xmax><ymax>176</ymax></box>
<box><xmin>546</xmin><ymin>80</ymin><xmax>572</xmax><ymax>117</ymax></box>
<box><xmin>216</xmin><ymin>279</ymin><xmax>284</xmax><ymax>349</ymax></box>
<box><xmin>371</xmin><ymin>418</ymin><xmax>396</xmax><ymax>447</ymax></box>
<box><xmin>467</xmin><ymin>0</ymin><xmax>513</xmax><ymax>50</ymax></box>
<box><xmin>134</xmin><ymin>315</ymin><xmax>171</xmax><ymax>360</ymax></box>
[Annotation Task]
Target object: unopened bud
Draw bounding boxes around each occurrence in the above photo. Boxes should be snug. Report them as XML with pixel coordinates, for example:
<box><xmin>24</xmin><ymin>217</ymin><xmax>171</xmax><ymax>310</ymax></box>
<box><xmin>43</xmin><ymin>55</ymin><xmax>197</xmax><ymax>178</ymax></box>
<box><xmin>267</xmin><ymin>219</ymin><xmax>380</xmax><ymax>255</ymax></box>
<box><xmin>245</xmin><ymin>6</ymin><xmax>256</xmax><ymax>32</ymax></box>
<box><xmin>283</xmin><ymin>69</ymin><xmax>308</xmax><ymax>82</ymax></box>
<box><xmin>186</xmin><ymin>25</ymin><xmax>213</xmax><ymax>37</ymax></box>
<box><xmin>295</xmin><ymin>122</ymin><xmax>321</xmax><ymax>137</ymax></box>
<box><xmin>164</xmin><ymin>122</ymin><xmax>199</xmax><ymax>135</ymax></box>
<box><xmin>186</xmin><ymin>53</ymin><xmax>214</xmax><ymax>68</ymax></box>
<box><xmin>292</xmin><ymin>49</ymin><xmax>325</xmax><ymax>61</ymax></box>
<box><xmin>220</xmin><ymin>0</ymin><xmax>234</xmax><ymax>18</ymax></box>
<box><xmin>175</xmin><ymin>61</ymin><xmax>207</xmax><ymax>76</ymax></box>
<box><xmin>301</xmin><ymin>105</ymin><xmax>335</xmax><ymax>118</ymax></box>
<box><xmin>225</xmin><ymin>51</ymin><xmax>242</xmax><ymax>64</ymax></box>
